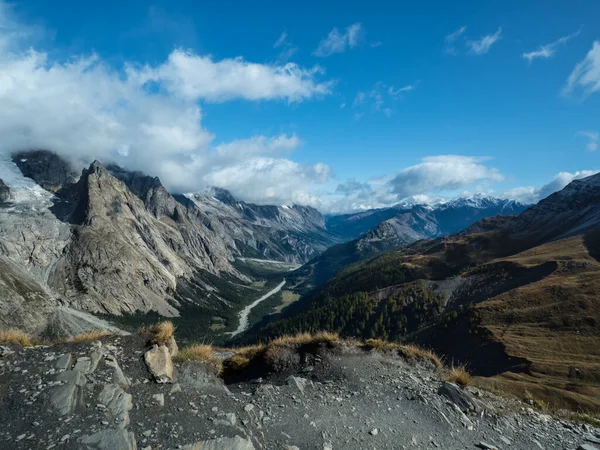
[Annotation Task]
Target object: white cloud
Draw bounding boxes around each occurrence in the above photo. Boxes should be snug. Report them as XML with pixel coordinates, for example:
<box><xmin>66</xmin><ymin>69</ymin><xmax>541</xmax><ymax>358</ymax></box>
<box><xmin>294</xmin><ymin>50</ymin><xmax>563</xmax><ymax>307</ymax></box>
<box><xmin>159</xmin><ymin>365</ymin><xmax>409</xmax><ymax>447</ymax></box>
<box><xmin>446</xmin><ymin>26</ymin><xmax>467</xmax><ymax>42</ymax></box>
<box><xmin>313</xmin><ymin>23</ymin><xmax>363</xmax><ymax>57</ymax></box>
<box><xmin>522</xmin><ymin>29</ymin><xmax>581</xmax><ymax>63</ymax></box>
<box><xmin>444</xmin><ymin>26</ymin><xmax>467</xmax><ymax>54</ymax></box>
<box><xmin>353</xmin><ymin>81</ymin><xmax>417</xmax><ymax>116</ymax></box>
<box><xmin>205</xmin><ymin>157</ymin><xmax>330</xmax><ymax>206</ymax></box>
<box><xmin>388</xmin><ymin>83</ymin><xmax>418</xmax><ymax>96</ymax></box>
<box><xmin>321</xmin><ymin>155</ymin><xmax>504</xmax><ymax>213</ymax></box>
<box><xmin>274</xmin><ymin>31</ymin><xmax>288</xmax><ymax>48</ymax></box>
<box><xmin>388</xmin><ymin>156</ymin><xmax>503</xmax><ymax>198</ymax></box>
<box><xmin>467</xmin><ymin>27</ymin><xmax>502</xmax><ymax>55</ymax></box>
<box><xmin>444</xmin><ymin>26</ymin><xmax>467</xmax><ymax>55</ymax></box>
<box><xmin>340</xmin><ymin>103</ymin><xmax>346</xmax><ymax>109</ymax></box>
<box><xmin>370</xmin><ymin>41</ymin><xmax>383</xmax><ymax>48</ymax></box>
<box><xmin>273</xmin><ymin>31</ymin><xmax>298</xmax><ymax>62</ymax></box>
<box><xmin>563</xmin><ymin>41</ymin><xmax>600</xmax><ymax>98</ymax></box>
<box><xmin>576</xmin><ymin>131</ymin><xmax>599</xmax><ymax>152</ymax></box>
<box><xmin>0</xmin><ymin>1</ymin><xmax>333</xmax><ymax>206</ymax></box>
<box><xmin>132</xmin><ymin>50</ymin><xmax>331</xmax><ymax>103</ymax></box>
<box><xmin>504</xmin><ymin>170</ymin><xmax>599</xmax><ymax>204</ymax></box>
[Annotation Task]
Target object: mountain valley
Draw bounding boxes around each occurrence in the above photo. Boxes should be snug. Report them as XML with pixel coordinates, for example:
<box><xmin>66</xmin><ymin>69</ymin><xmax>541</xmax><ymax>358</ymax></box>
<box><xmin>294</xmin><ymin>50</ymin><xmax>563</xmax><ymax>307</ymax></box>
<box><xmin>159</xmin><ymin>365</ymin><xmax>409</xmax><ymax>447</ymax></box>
<box><xmin>0</xmin><ymin>149</ymin><xmax>599</xmax><ymax>443</ymax></box>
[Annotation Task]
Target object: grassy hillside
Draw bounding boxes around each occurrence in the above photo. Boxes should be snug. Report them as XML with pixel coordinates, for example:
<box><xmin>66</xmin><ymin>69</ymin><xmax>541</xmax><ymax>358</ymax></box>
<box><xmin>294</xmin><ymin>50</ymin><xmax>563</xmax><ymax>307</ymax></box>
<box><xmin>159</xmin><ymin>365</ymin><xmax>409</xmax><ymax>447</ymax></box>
<box><xmin>248</xmin><ymin>225</ymin><xmax>600</xmax><ymax>411</ymax></box>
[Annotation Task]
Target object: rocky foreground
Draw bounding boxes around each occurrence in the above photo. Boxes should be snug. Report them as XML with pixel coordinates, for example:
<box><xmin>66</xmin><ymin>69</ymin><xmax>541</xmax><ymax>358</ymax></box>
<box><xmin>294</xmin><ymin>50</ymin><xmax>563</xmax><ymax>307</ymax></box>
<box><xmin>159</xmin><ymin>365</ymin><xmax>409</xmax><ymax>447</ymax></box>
<box><xmin>0</xmin><ymin>331</ymin><xmax>599</xmax><ymax>450</ymax></box>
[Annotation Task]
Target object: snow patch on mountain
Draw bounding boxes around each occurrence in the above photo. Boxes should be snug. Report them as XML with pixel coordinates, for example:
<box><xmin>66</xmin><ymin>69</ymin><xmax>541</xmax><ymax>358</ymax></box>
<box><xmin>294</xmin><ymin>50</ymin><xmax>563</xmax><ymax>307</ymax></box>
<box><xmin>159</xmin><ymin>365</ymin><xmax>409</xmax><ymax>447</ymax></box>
<box><xmin>0</xmin><ymin>153</ymin><xmax>53</xmax><ymax>206</ymax></box>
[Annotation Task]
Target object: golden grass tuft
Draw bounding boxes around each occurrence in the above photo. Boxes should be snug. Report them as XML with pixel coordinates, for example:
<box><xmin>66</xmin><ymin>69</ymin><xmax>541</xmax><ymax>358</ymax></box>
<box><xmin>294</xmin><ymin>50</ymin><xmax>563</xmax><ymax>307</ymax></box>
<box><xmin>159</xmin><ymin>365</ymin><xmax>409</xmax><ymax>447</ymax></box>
<box><xmin>226</xmin><ymin>344</ymin><xmax>266</xmax><ymax>370</ymax></box>
<box><xmin>142</xmin><ymin>321</ymin><xmax>175</xmax><ymax>345</ymax></box>
<box><xmin>67</xmin><ymin>330</ymin><xmax>112</xmax><ymax>343</ymax></box>
<box><xmin>270</xmin><ymin>331</ymin><xmax>340</xmax><ymax>348</ymax></box>
<box><xmin>364</xmin><ymin>338</ymin><xmax>399</xmax><ymax>352</ymax></box>
<box><xmin>397</xmin><ymin>344</ymin><xmax>443</xmax><ymax>370</ymax></box>
<box><xmin>362</xmin><ymin>339</ymin><xmax>443</xmax><ymax>370</ymax></box>
<box><xmin>446</xmin><ymin>364</ymin><xmax>472</xmax><ymax>387</ymax></box>
<box><xmin>173</xmin><ymin>344</ymin><xmax>223</xmax><ymax>374</ymax></box>
<box><xmin>0</xmin><ymin>328</ymin><xmax>33</xmax><ymax>347</ymax></box>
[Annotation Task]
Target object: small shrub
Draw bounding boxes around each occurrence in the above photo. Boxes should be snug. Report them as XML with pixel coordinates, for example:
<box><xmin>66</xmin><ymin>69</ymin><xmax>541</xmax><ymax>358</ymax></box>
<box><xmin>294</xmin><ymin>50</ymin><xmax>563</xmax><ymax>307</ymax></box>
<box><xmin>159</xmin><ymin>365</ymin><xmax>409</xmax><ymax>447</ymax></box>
<box><xmin>0</xmin><ymin>329</ymin><xmax>33</xmax><ymax>347</ymax></box>
<box><xmin>174</xmin><ymin>344</ymin><xmax>222</xmax><ymax>374</ymax></box>
<box><xmin>446</xmin><ymin>364</ymin><xmax>472</xmax><ymax>387</ymax></box>
<box><xmin>67</xmin><ymin>330</ymin><xmax>112</xmax><ymax>343</ymax></box>
<box><xmin>142</xmin><ymin>321</ymin><xmax>175</xmax><ymax>345</ymax></box>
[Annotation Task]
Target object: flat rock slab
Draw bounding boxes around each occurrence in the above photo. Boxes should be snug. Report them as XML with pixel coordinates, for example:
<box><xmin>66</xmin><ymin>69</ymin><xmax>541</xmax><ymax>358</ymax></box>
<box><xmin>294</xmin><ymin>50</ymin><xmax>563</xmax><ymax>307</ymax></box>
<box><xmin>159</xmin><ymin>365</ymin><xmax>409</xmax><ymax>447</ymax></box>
<box><xmin>438</xmin><ymin>382</ymin><xmax>483</xmax><ymax>414</ymax></box>
<box><xmin>79</xmin><ymin>429</ymin><xmax>136</xmax><ymax>450</ymax></box>
<box><xmin>98</xmin><ymin>383</ymin><xmax>133</xmax><ymax>429</ymax></box>
<box><xmin>182</xmin><ymin>436</ymin><xmax>255</xmax><ymax>450</ymax></box>
<box><xmin>55</xmin><ymin>353</ymin><xmax>72</xmax><ymax>370</ymax></box>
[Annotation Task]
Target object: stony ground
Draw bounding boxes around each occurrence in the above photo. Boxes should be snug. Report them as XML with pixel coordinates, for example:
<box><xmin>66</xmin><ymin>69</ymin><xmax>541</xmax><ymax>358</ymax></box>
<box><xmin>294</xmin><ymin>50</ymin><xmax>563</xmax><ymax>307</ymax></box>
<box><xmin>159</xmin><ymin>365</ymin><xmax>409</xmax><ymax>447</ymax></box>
<box><xmin>0</xmin><ymin>334</ymin><xmax>599</xmax><ymax>450</ymax></box>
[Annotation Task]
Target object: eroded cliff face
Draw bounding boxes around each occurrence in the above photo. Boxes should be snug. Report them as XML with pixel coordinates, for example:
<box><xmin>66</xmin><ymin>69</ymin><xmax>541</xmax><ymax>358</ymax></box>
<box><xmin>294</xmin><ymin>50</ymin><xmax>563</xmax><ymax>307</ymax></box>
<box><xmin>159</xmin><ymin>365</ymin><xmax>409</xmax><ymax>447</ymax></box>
<box><xmin>185</xmin><ymin>188</ymin><xmax>339</xmax><ymax>265</ymax></box>
<box><xmin>0</xmin><ymin>152</ymin><xmax>249</xmax><ymax>335</ymax></box>
<box><xmin>48</xmin><ymin>160</ymin><xmax>243</xmax><ymax>317</ymax></box>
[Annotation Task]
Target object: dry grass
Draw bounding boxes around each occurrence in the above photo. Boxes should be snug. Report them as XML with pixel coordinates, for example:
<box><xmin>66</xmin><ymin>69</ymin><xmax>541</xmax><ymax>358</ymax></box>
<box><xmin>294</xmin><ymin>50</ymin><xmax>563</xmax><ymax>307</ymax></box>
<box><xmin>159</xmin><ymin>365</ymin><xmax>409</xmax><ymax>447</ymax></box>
<box><xmin>226</xmin><ymin>344</ymin><xmax>266</xmax><ymax>370</ymax></box>
<box><xmin>364</xmin><ymin>338</ymin><xmax>398</xmax><ymax>352</ymax></box>
<box><xmin>269</xmin><ymin>331</ymin><xmax>340</xmax><ymax>348</ymax></box>
<box><xmin>397</xmin><ymin>344</ymin><xmax>444</xmax><ymax>370</ymax></box>
<box><xmin>67</xmin><ymin>329</ymin><xmax>112</xmax><ymax>343</ymax></box>
<box><xmin>446</xmin><ymin>364</ymin><xmax>472</xmax><ymax>387</ymax></box>
<box><xmin>363</xmin><ymin>339</ymin><xmax>444</xmax><ymax>370</ymax></box>
<box><xmin>142</xmin><ymin>321</ymin><xmax>175</xmax><ymax>345</ymax></box>
<box><xmin>0</xmin><ymin>328</ymin><xmax>33</xmax><ymax>347</ymax></box>
<box><xmin>173</xmin><ymin>344</ymin><xmax>223</xmax><ymax>374</ymax></box>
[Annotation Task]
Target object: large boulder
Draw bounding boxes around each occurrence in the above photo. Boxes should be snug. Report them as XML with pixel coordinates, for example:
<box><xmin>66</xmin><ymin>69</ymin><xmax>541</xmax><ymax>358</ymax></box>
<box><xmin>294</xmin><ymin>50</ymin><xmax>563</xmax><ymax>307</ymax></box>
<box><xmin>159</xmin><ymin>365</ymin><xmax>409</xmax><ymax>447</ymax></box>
<box><xmin>98</xmin><ymin>383</ymin><xmax>133</xmax><ymax>429</ymax></box>
<box><xmin>144</xmin><ymin>344</ymin><xmax>174</xmax><ymax>383</ymax></box>
<box><xmin>182</xmin><ymin>436</ymin><xmax>255</xmax><ymax>450</ymax></box>
<box><xmin>438</xmin><ymin>382</ymin><xmax>484</xmax><ymax>414</ymax></box>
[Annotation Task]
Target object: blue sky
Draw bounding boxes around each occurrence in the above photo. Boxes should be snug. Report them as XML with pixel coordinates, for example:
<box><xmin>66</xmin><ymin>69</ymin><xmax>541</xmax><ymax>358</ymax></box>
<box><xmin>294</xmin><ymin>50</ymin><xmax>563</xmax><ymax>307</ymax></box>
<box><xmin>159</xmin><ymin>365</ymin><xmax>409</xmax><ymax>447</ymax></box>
<box><xmin>0</xmin><ymin>0</ymin><xmax>599</xmax><ymax>212</ymax></box>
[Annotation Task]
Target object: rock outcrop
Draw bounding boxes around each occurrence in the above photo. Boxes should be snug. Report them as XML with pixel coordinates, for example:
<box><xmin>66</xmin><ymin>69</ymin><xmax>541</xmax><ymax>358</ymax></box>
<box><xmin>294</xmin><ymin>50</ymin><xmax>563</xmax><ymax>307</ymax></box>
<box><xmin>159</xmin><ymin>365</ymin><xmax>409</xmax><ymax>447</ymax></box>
<box><xmin>0</xmin><ymin>179</ymin><xmax>10</xmax><ymax>202</ymax></box>
<box><xmin>144</xmin><ymin>344</ymin><xmax>174</xmax><ymax>383</ymax></box>
<box><xmin>0</xmin><ymin>333</ymin><xmax>598</xmax><ymax>450</ymax></box>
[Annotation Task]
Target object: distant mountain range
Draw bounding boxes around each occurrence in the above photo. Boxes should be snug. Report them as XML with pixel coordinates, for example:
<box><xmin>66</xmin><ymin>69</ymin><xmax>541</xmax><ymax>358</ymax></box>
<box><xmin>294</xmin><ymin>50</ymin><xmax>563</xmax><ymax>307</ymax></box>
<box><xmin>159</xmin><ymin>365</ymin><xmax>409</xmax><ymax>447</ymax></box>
<box><xmin>250</xmin><ymin>172</ymin><xmax>600</xmax><ymax>411</ymax></box>
<box><xmin>292</xmin><ymin>197</ymin><xmax>528</xmax><ymax>290</ymax></box>
<box><xmin>0</xmin><ymin>149</ymin><xmax>534</xmax><ymax>338</ymax></box>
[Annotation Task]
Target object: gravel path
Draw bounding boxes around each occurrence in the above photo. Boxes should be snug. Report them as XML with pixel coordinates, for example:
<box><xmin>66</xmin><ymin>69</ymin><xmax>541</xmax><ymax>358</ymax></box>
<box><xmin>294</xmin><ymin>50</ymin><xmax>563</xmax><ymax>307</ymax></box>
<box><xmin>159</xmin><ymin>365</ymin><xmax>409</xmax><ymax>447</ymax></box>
<box><xmin>1</xmin><ymin>335</ymin><xmax>599</xmax><ymax>449</ymax></box>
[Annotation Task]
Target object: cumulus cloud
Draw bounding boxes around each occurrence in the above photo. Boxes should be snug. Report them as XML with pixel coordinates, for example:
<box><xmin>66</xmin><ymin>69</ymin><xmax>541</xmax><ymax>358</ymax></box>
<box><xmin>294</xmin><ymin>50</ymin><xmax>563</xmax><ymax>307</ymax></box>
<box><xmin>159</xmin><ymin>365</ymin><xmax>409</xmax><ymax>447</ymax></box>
<box><xmin>388</xmin><ymin>156</ymin><xmax>503</xmax><ymax>198</ymax></box>
<box><xmin>205</xmin><ymin>158</ymin><xmax>330</xmax><ymax>206</ymax></box>
<box><xmin>577</xmin><ymin>131</ymin><xmax>599</xmax><ymax>152</ymax></box>
<box><xmin>504</xmin><ymin>170</ymin><xmax>599</xmax><ymax>204</ymax></box>
<box><xmin>320</xmin><ymin>156</ymin><xmax>504</xmax><ymax>213</ymax></box>
<box><xmin>522</xmin><ymin>29</ymin><xmax>581</xmax><ymax>63</ymax></box>
<box><xmin>131</xmin><ymin>50</ymin><xmax>331</xmax><ymax>103</ymax></box>
<box><xmin>313</xmin><ymin>23</ymin><xmax>363</xmax><ymax>57</ymax></box>
<box><xmin>563</xmin><ymin>41</ymin><xmax>600</xmax><ymax>98</ymax></box>
<box><xmin>0</xmin><ymin>1</ymin><xmax>334</xmax><ymax>205</ymax></box>
<box><xmin>467</xmin><ymin>27</ymin><xmax>502</xmax><ymax>55</ymax></box>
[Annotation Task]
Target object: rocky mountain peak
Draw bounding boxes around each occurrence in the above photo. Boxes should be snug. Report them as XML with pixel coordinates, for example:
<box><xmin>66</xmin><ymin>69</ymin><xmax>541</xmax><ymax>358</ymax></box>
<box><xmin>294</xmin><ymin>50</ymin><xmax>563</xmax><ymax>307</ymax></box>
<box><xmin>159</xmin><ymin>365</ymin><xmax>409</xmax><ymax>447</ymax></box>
<box><xmin>12</xmin><ymin>150</ymin><xmax>78</xmax><ymax>192</ymax></box>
